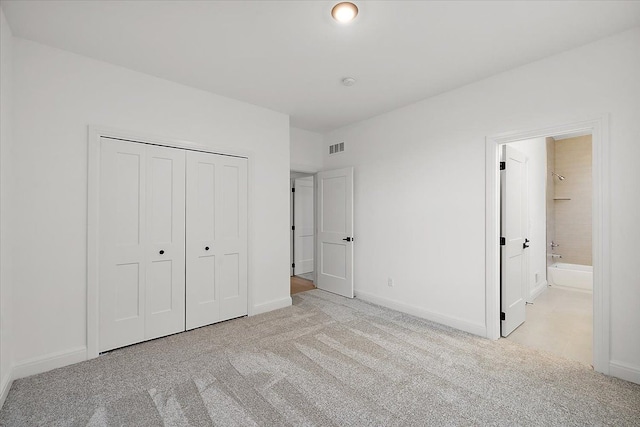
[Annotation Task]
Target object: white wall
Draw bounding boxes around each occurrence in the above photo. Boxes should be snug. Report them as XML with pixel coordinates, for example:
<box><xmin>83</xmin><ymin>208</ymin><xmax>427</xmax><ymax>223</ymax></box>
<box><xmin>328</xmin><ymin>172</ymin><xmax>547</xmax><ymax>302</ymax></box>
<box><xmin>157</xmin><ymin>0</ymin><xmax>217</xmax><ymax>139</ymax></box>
<box><xmin>324</xmin><ymin>28</ymin><xmax>640</xmax><ymax>382</ymax></box>
<box><xmin>508</xmin><ymin>138</ymin><xmax>548</xmax><ymax>301</ymax></box>
<box><xmin>10</xmin><ymin>38</ymin><xmax>291</xmax><ymax>372</ymax></box>
<box><xmin>0</xmin><ymin>7</ymin><xmax>14</xmax><ymax>404</ymax></box>
<box><xmin>290</xmin><ymin>127</ymin><xmax>323</xmax><ymax>172</ymax></box>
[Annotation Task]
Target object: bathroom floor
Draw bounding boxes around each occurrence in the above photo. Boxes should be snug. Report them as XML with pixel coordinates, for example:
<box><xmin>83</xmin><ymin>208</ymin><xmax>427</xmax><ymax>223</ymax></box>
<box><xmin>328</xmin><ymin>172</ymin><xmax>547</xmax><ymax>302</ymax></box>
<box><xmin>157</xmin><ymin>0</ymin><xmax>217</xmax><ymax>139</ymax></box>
<box><xmin>506</xmin><ymin>286</ymin><xmax>593</xmax><ymax>366</ymax></box>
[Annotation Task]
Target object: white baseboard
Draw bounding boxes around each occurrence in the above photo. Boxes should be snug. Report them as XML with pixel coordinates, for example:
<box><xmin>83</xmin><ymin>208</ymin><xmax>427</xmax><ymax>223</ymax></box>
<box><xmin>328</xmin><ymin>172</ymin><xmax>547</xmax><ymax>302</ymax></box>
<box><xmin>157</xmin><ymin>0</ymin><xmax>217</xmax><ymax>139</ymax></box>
<box><xmin>12</xmin><ymin>346</ymin><xmax>87</xmax><ymax>380</ymax></box>
<box><xmin>529</xmin><ymin>280</ymin><xmax>548</xmax><ymax>302</ymax></box>
<box><xmin>251</xmin><ymin>296</ymin><xmax>292</xmax><ymax>316</ymax></box>
<box><xmin>0</xmin><ymin>372</ymin><xmax>12</xmax><ymax>409</ymax></box>
<box><xmin>355</xmin><ymin>290</ymin><xmax>487</xmax><ymax>337</ymax></box>
<box><xmin>610</xmin><ymin>360</ymin><xmax>640</xmax><ymax>385</ymax></box>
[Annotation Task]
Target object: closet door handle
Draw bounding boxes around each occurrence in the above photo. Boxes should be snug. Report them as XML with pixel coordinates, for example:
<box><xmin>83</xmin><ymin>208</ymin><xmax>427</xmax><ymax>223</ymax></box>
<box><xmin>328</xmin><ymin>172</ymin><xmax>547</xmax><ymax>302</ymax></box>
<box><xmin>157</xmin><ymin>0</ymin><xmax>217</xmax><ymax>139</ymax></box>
<box><xmin>159</xmin><ymin>250</ymin><xmax>165</xmax><ymax>255</ymax></box>
<box><xmin>205</xmin><ymin>246</ymin><xmax>210</xmax><ymax>251</ymax></box>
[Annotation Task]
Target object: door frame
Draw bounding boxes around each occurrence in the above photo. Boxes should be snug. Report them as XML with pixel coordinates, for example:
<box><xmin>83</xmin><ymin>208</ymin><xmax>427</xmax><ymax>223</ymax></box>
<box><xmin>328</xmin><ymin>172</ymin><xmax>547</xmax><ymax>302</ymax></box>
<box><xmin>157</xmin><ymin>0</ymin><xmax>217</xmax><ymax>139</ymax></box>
<box><xmin>87</xmin><ymin>126</ymin><xmax>252</xmax><ymax>359</ymax></box>
<box><xmin>289</xmin><ymin>170</ymin><xmax>317</xmax><ymax>284</ymax></box>
<box><xmin>485</xmin><ymin>116</ymin><xmax>610</xmax><ymax>374</ymax></box>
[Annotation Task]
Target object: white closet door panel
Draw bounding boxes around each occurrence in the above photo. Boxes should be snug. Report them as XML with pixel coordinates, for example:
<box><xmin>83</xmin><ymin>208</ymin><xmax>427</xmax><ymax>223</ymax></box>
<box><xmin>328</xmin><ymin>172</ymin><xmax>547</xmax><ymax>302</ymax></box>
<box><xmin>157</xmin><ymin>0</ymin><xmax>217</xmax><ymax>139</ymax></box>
<box><xmin>186</xmin><ymin>152</ymin><xmax>247</xmax><ymax>329</ymax></box>
<box><xmin>145</xmin><ymin>146</ymin><xmax>186</xmax><ymax>340</ymax></box>
<box><xmin>218</xmin><ymin>158</ymin><xmax>248</xmax><ymax>321</ymax></box>
<box><xmin>186</xmin><ymin>152</ymin><xmax>220</xmax><ymax>329</ymax></box>
<box><xmin>99</xmin><ymin>138</ymin><xmax>146</xmax><ymax>352</ymax></box>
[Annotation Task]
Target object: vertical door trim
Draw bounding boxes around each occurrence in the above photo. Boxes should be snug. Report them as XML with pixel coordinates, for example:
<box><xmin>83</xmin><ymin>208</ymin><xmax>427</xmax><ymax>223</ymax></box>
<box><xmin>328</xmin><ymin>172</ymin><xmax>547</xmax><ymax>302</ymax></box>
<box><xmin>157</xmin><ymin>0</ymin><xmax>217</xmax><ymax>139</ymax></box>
<box><xmin>87</xmin><ymin>126</ymin><xmax>252</xmax><ymax>359</ymax></box>
<box><xmin>485</xmin><ymin>115</ymin><xmax>610</xmax><ymax>375</ymax></box>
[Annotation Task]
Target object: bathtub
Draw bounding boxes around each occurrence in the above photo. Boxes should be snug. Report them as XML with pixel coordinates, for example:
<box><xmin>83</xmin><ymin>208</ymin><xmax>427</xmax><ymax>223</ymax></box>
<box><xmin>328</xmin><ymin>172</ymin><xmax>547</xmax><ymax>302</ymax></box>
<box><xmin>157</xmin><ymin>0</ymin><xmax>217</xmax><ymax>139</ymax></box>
<box><xmin>547</xmin><ymin>263</ymin><xmax>593</xmax><ymax>291</ymax></box>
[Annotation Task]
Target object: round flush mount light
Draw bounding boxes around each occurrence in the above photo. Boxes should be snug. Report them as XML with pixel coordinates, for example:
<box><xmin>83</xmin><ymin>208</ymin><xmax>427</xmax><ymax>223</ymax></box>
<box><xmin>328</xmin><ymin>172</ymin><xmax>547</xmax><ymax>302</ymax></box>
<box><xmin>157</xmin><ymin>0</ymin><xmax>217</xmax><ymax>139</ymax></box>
<box><xmin>331</xmin><ymin>2</ymin><xmax>359</xmax><ymax>23</ymax></box>
<box><xmin>342</xmin><ymin>77</ymin><xmax>356</xmax><ymax>87</ymax></box>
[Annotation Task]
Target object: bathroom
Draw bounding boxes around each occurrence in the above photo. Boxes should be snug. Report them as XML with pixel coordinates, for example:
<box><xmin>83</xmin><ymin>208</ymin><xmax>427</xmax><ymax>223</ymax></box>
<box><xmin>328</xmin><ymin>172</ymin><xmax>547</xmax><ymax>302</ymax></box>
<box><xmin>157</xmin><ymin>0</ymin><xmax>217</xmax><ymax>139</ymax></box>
<box><xmin>504</xmin><ymin>132</ymin><xmax>593</xmax><ymax>365</ymax></box>
<box><xmin>547</xmin><ymin>134</ymin><xmax>593</xmax><ymax>292</ymax></box>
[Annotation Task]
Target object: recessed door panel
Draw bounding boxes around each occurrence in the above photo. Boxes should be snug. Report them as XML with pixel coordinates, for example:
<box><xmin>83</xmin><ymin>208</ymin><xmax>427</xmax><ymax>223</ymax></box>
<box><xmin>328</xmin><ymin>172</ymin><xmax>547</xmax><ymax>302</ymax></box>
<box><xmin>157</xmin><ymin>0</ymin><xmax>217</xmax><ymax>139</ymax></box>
<box><xmin>115</xmin><ymin>152</ymin><xmax>141</xmax><ymax>247</ymax></box>
<box><xmin>222</xmin><ymin>165</ymin><xmax>239</xmax><ymax>238</ymax></box>
<box><xmin>149</xmin><ymin>157</ymin><xmax>174</xmax><ymax>244</ymax></box>
<box><xmin>114</xmin><ymin>263</ymin><xmax>141</xmax><ymax>321</ymax></box>
<box><xmin>321</xmin><ymin>243</ymin><xmax>346</xmax><ymax>279</ymax></box>
<box><xmin>221</xmin><ymin>253</ymin><xmax>240</xmax><ymax>299</ymax></box>
<box><xmin>198</xmin><ymin>162</ymin><xmax>216</xmax><ymax>241</ymax></box>
<box><xmin>321</xmin><ymin>176</ymin><xmax>347</xmax><ymax>234</ymax></box>
<box><xmin>195</xmin><ymin>254</ymin><xmax>216</xmax><ymax>304</ymax></box>
<box><xmin>147</xmin><ymin>260</ymin><xmax>173</xmax><ymax>315</ymax></box>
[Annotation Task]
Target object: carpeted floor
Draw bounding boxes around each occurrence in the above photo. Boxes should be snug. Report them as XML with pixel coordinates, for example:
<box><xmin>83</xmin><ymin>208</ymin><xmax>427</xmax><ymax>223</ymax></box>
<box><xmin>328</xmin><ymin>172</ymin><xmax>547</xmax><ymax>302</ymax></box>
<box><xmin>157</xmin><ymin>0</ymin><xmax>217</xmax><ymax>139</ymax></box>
<box><xmin>1</xmin><ymin>290</ymin><xmax>639</xmax><ymax>426</ymax></box>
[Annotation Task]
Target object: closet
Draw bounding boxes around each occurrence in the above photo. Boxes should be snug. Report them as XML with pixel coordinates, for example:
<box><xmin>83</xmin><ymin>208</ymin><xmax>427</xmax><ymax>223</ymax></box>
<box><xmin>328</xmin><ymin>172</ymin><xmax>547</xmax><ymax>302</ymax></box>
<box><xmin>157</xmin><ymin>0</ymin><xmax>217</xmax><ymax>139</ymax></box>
<box><xmin>98</xmin><ymin>137</ymin><xmax>247</xmax><ymax>352</ymax></box>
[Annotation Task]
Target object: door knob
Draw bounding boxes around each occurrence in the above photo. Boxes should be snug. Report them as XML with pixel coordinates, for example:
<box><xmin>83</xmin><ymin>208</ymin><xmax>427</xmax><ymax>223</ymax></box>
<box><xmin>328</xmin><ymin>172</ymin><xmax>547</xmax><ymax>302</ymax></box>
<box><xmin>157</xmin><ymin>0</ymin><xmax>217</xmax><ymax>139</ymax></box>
<box><xmin>159</xmin><ymin>250</ymin><xmax>165</xmax><ymax>255</ymax></box>
<box><xmin>205</xmin><ymin>246</ymin><xmax>210</xmax><ymax>251</ymax></box>
<box><xmin>342</xmin><ymin>237</ymin><xmax>352</xmax><ymax>242</ymax></box>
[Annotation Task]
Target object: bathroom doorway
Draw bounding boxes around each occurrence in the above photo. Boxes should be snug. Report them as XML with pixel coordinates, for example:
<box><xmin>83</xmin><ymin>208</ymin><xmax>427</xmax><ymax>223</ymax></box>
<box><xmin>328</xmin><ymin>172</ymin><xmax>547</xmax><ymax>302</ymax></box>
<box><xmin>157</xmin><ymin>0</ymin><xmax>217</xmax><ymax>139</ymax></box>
<box><xmin>500</xmin><ymin>132</ymin><xmax>594</xmax><ymax>366</ymax></box>
<box><xmin>485</xmin><ymin>115</ymin><xmax>613</xmax><ymax>375</ymax></box>
<box><xmin>290</xmin><ymin>171</ymin><xmax>316</xmax><ymax>295</ymax></box>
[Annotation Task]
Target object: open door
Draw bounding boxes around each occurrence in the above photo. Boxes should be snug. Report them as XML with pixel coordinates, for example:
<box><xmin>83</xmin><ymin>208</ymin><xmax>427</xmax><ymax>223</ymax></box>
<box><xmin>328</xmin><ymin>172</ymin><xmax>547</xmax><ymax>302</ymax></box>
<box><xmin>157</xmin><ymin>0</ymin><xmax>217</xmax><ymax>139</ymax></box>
<box><xmin>501</xmin><ymin>145</ymin><xmax>528</xmax><ymax>336</ymax></box>
<box><xmin>293</xmin><ymin>177</ymin><xmax>314</xmax><ymax>276</ymax></box>
<box><xmin>316</xmin><ymin>167</ymin><xmax>354</xmax><ymax>298</ymax></box>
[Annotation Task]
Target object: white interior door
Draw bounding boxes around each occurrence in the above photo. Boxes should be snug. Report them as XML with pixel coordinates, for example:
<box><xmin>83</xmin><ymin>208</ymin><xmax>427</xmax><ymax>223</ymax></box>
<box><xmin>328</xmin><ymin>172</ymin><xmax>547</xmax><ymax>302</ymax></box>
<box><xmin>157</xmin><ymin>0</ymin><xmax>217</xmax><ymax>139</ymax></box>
<box><xmin>99</xmin><ymin>138</ymin><xmax>185</xmax><ymax>352</ymax></box>
<box><xmin>316</xmin><ymin>167</ymin><xmax>354</xmax><ymax>298</ymax></box>
<box><xmin>99</xmin><ymin>139</ymin><xmax>146</xmax><ymax>351</ymax></box>
<box><xmin>294</xmin><ymin>176</ymin><xmax>314</xmax><ymax>275</ymax></box>
<box><xmin>144</xmin><ymin>145</ymin><xmax>186</xmax><ymax>341</ymax></box>
<box><xmin>501</xmin><ymin>145</ymin><xmax>527</xmax><ymax>337</ymax></box>
<box><xmin>186</xmin><ymin>151</ymin><xmax>248</xmax><ymax>330</ymax></box>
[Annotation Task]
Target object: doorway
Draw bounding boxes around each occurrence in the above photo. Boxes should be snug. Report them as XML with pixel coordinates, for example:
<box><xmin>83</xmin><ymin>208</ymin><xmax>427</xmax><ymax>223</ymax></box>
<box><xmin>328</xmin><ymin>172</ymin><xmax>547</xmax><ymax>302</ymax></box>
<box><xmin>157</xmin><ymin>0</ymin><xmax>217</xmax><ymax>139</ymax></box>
<box><xmin>290</xmin><ymin>171</ymin><xmax>316</xmax><ymax>295</ymax></box>
<box><xmin>288</xmin><ymin>166</ymin><xmax>355</xmax><ymax>298</ymax></box>
<box><xmin>485</xmin><ymin>116</ymin><xmax>610</xmax><ymax>375</ymax></box>
<box><xmin>500</xmin><ymin>133</ymin><xmax>594</xmax><ymax>366</ymax></box>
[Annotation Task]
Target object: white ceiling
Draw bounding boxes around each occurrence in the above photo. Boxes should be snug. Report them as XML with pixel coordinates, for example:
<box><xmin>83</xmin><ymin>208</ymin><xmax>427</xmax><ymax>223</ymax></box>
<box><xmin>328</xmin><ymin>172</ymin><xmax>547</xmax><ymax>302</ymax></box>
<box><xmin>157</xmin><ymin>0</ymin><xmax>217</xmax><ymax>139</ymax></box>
<box><xmin>3</xmin><ymin>1</ymin><xmax>640</xmax><ymax>132</ymax></box>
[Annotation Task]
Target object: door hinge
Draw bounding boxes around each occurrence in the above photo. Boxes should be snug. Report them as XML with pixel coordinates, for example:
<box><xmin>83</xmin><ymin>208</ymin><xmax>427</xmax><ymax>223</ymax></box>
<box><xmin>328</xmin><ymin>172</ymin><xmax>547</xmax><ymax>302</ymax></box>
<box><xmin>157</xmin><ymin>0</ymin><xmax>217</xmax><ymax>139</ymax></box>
<box><xmin>292</xmin><ymin>262</ymin><xmax>295</xmax><ymax>268</ymax></box>
<box><xmin>500</xmin><ymin>161</ymin><xmax>505</xmax><ymax>170</ymax></box>
<box><xmin>291</xmin><ymin>187</ymin><xmax>295</xmax><ymax>192</ymax></box>
<box><xmin>500</xmin><ymin>237</ymin><xmax>506</xmax><ymax>246</ymax></box>
<box><xmin>291</xmin><ymin>225</ymin><xmax>295</xmax><ymax>231</ymax></box>
<box><xmin>501</xmin><ymin>312</ymin><xmax>506</xmax><ymax>321</ymax></box>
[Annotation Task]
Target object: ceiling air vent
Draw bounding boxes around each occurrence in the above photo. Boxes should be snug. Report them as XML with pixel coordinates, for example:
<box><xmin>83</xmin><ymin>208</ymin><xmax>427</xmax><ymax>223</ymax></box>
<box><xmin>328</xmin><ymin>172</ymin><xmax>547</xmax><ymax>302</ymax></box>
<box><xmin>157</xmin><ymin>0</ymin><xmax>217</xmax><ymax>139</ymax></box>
<box><xmin>329</xmin><ymin>142</ymin><xmax>345</xmax><ymax>155</ymax></box>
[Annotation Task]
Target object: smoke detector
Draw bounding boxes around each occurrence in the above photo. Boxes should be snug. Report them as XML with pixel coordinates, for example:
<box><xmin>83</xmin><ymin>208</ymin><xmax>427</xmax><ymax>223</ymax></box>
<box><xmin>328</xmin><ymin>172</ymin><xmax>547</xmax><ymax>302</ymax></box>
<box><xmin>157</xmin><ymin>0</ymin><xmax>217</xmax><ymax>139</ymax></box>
<box><xmin>342</xmin><ymin>77</ymin><xmax>356</xmax><ymax>87</ymax></box>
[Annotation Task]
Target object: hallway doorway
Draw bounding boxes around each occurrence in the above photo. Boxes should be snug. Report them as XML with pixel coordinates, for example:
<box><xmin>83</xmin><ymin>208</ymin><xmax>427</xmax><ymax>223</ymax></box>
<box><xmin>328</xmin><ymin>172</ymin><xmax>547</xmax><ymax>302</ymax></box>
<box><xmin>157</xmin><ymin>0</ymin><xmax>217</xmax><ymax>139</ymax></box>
<box><xmin>290</xmin><ymin>171</ymin><xmax>316</xmax><ymax>295</ymax></box>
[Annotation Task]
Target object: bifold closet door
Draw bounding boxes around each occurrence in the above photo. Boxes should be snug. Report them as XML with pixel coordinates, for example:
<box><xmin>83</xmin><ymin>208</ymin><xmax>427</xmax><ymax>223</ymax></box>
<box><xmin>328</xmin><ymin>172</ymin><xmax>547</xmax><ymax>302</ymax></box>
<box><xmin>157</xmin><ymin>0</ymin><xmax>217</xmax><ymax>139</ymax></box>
<box><xmin>99</xmin><ymin>138</ymin><xmax>186</xmax><ymax>352</ymax></box>
<box><xmin>186</xmin><ymin>151</ymin><xmax>248</xmax><ymax>330</ymax></box>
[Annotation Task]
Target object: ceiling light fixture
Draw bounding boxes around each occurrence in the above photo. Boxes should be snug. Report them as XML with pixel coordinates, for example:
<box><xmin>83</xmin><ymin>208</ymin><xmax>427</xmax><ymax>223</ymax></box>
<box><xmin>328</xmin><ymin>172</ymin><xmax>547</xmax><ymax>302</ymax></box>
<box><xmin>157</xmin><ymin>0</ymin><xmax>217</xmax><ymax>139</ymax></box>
<box><xmin>331</xmin><ymin>2</ymin><xmax>359</xmax><ymax>23</ymax></box>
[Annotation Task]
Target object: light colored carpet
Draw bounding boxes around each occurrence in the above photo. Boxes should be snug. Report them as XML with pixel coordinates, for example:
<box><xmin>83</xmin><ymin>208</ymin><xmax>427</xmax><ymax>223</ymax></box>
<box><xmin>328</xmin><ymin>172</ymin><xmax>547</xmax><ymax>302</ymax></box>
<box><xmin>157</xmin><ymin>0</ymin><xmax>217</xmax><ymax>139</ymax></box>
<box><xmin>1</xmin><ymin>289</ymin><xmax>639</xmax><ymax>426</ymax></box>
